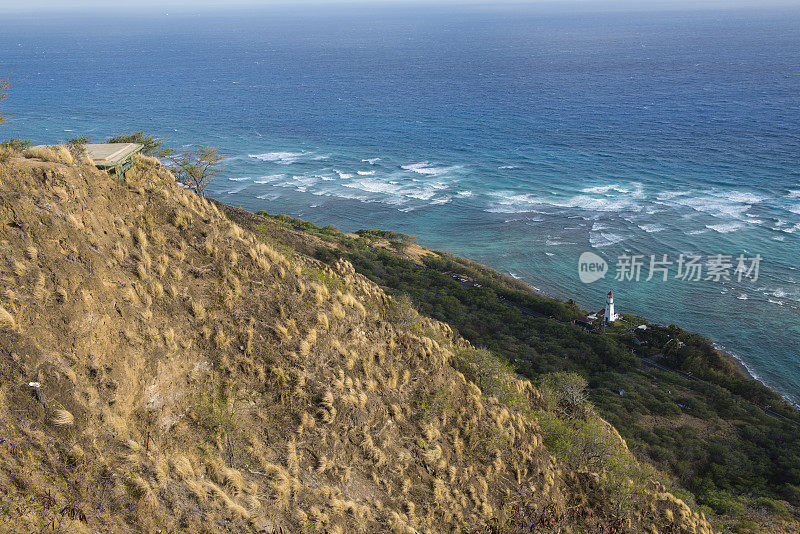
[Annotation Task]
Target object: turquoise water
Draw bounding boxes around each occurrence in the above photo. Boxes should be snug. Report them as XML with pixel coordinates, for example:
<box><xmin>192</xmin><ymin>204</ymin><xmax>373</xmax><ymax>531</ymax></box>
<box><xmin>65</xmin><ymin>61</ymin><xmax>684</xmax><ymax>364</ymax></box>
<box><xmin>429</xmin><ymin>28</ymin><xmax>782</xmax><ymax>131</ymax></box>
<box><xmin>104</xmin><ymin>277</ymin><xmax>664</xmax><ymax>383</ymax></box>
<box><xmin>1</xmin><ymin>4</ymin><xmax>799</xmax><ymax>400</ymax></box>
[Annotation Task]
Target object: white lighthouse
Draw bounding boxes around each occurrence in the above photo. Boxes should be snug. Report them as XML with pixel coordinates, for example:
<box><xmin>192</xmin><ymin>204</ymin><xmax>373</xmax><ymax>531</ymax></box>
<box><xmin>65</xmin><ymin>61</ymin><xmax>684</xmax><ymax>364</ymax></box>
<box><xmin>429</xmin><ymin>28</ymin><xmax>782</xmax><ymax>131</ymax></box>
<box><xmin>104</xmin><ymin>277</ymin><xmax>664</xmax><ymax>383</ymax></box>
<box><xmin>605</xmin><ymin>291</ymin><xmax>617</xmax><ymax>323</ymax></box>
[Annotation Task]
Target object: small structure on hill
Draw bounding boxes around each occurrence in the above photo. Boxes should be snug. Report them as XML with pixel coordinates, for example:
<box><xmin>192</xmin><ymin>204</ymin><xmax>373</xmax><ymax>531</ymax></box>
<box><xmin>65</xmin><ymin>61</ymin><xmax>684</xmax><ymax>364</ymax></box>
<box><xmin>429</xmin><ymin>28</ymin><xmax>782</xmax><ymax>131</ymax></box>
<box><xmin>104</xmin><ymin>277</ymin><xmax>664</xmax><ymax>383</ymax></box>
<box><xmin>575</xmin><ymin>313</ymin><xmax>597</xmax><ymax>329</ymax></box>
<box><xmin>604</xmin><ymin>291</ymin><xmax>618</xmax><ymax>323</ymax></box>
<box><xmin>85</xmin><ymin>143</ymin><xmax>143</xmax><ymax>179</ymax></box>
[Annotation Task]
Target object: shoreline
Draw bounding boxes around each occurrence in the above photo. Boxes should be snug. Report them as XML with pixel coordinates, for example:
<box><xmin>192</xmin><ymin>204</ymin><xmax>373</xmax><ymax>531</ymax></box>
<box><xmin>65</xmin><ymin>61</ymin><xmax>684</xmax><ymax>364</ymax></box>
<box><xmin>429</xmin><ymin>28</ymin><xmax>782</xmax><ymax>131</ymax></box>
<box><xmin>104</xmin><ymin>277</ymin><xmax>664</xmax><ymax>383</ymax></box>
<box><xmin>356</xmin><ymin>228</ymin><xmax>772</xmax><ymax>387</ymax></box>
<box><xmin>398</xmin><ymin>237</ymin><xmax>778</xmax><ymax>389</ymax></box>
<box><xmin>714</xmin><ymin>344</ymin><xmax>757</xmax><ymax>381</ymax></box>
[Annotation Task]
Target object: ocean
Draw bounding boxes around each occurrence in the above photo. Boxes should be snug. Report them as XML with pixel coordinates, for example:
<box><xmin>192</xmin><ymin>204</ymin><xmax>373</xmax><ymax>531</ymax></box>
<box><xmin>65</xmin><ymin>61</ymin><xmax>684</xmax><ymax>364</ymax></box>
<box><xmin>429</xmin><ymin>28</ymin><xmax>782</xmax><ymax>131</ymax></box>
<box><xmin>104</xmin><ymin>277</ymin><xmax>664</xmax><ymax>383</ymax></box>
<box><xmin>1</xmin><ymin>3</ymin><xmax>799</xmax><ymax>401</ymax></box>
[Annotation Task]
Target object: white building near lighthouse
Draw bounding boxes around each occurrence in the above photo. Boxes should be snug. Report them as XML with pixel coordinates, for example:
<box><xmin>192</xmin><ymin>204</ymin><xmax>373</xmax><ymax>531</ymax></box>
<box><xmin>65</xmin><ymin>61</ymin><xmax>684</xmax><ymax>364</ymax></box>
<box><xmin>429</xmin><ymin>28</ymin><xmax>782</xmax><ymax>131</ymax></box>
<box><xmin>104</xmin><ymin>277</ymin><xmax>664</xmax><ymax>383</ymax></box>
<box><xmin>605</xmin><ymin>291</ymin><xmax>618</xmax><ymax>323</ymax></box>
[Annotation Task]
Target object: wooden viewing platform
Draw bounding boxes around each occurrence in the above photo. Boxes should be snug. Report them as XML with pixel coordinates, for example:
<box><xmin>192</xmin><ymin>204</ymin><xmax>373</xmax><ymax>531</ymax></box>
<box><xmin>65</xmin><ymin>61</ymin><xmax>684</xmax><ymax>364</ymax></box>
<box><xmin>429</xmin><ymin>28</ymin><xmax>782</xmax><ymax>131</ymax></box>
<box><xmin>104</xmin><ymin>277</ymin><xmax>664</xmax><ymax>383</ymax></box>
<box><xmin>85</xmin><ymin>143</ymin><xmax>143</xmax><ymax>178</ymax></box>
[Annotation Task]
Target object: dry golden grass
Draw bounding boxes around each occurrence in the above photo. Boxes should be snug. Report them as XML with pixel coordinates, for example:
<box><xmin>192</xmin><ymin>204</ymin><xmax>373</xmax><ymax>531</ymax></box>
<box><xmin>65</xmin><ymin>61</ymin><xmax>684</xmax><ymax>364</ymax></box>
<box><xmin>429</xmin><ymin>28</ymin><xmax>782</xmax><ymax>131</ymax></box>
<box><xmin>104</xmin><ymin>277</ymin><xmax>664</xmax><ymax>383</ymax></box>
<box><xmin>0</xmin><ymin>305</ymin><xmax>14</xmax><ymax>330</ymax></box>
<box><xmin>22</xmin><ymin>144</ymin><xmax>75</xmax><ymax>165</ymax></box>
<box><xmin>133</xmin><ymin>153</ymin><xmax>161</xmax><ymax>168</ymax></box>
<box><xmin>0</xmin><ymin>145</ymin><xmax>17</xmax><ymax>162</ymax></box>
<box><xmin>51</xmin><ymin>408</ymin><xmax>74</xmax><ymax>426</ymax></box>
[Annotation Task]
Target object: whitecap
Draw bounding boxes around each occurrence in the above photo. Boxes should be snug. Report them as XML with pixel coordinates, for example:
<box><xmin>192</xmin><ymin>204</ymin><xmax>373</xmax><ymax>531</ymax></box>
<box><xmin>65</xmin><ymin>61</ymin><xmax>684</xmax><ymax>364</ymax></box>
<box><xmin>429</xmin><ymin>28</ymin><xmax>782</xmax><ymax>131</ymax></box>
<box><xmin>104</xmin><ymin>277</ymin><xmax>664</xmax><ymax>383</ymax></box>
<box><xmin>228</xmin><ymin>176</ymin><xmax>250</xmax><ymax>182</ymax></box>
<box><xmin>499</xmin><ymin>165</ymin><xmax>518</xmax><ymax>169</ymax></box>
<box><xmin>402</xmin><ymin>162</ymin><xmax>461</xmax><ymax>176</ymax></box>
<box><xmin>485</xmin><ymin>190</ymin><xmax>640</xmax><ymax>214</ymax></box>
<box><xmin>334</xmin><ymin>170</ymin><xmax>354</xmax><ymax>179</ymax></box>
<box><xmin>456</xmin><ymin>190</ymin><xmax>473</xmax><ymax>198</ymax></box>
<box><xmin>429</xmin><ymin>197</ymin><xmax>451</xmax><ymax>206</ymax></box>
<box><xmin>545</xmin><ymin>238</ymin><xmax>577</xmax><ymax>246</ymax></box>
<box><xmin>638</xmin><ymin>223</ymin><xmax>666</xmax><ymax>233</ymax></box>
<box><xmin>342</xmin><ymin>178</ymin><xmax>404</xmax><ymax>196</ymax></box>
<box><xmin>581</xmin><ymin>184</ymin><xmax>620</xmax><ymax>195</ymax></box>
<box><xmin>719</xmin><ymin>190</ymin><xmax>769</xmax><ymax>204</ymax></box>
<box><xmin>782</xmin><ymin>223</ymin><xmax>800</xmax><ymax>234</ymax></box>
<box><xmin>357</xmin><ymin>170</ymin><xmax>375</xmax><ymax>176</ymax></box>
<box><xmin>224</xmin><ymin>184</ymin><xmax>250</xmax><ymax>194</ymax></box>
<box><xmin>768</xmin><ymin>288</ymin><xmax>800</xmax><ymax>302</ymax></box>
<box><xmin>362</xmin><ymin>158</ymin><xmax>381</xmax><ymax>165</ymax></box>
<box><xmin>274</xmin><ymin>175</ymin><xmax>321</xmax><ymax>193</ymax></box>
<box><xmin>562</xmin><ymin>195</ymin><xmax>642</xmax><ymax>212</ymax></box>
<box><xmin>405</xmin><ymin>189</ymin><xmax>437</xmax><ymax>201</ymax></box>
<box><xmin>256</xmin><ymin>192</ymin><xmax>281</xmax><ymax>201</ymax></box>
<box><xmin>736</xmin><ymin>293</ymin><xmax>748</xmax><ymax>300</ymax></box>
<box><xmin>656</xmin><ymin>190</ymin><xmax>691</xmax><ymax>201</ymax></box>
<box><xmin>253</xmin><ymin>174</ymin><xmax>285</xmax><ymax>184</ymax></box>
<box><xmin>398</xmin><ymin>206</ymin><xmax>419</xmax><ymax>213</ymax></box>
<box><xmin>673</xmin><ymin>196</ymin><xmax>752</xmax><ymax>219</ymax></box>
<box><xmin>249</xmin><ymin>151</ymin><xmax>309</xmax><ymax>164</ymax></box>
<box><xmin>589</xmin><ymin>232</ymin><xmax>626</xmax><ymax>247</ymax></box>
<box><xmin>706</xmin><ymin>222</ymin><xmax>745</xmax><ymax>233</ymax></box>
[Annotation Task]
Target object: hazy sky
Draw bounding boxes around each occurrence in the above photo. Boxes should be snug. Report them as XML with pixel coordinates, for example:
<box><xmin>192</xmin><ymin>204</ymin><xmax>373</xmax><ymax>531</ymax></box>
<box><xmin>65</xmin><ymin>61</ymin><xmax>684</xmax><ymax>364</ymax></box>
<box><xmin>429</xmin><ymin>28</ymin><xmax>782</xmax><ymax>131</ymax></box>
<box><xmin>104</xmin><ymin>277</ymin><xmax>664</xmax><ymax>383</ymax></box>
<box><xmin>2</xmin><ymin>0</ymin><xmax>799</xmax><ymax>12</ymax></box>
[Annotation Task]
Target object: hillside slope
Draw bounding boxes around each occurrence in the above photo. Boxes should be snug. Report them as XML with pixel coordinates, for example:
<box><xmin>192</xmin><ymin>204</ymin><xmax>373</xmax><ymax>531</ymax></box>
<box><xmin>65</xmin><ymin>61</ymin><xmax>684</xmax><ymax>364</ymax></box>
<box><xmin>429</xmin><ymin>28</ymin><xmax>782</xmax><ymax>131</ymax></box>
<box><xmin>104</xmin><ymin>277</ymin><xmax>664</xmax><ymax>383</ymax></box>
<box><xmin>0</xmin><ymin>152</ymin><xmax>712</xmax><ymax>533</ymax></box>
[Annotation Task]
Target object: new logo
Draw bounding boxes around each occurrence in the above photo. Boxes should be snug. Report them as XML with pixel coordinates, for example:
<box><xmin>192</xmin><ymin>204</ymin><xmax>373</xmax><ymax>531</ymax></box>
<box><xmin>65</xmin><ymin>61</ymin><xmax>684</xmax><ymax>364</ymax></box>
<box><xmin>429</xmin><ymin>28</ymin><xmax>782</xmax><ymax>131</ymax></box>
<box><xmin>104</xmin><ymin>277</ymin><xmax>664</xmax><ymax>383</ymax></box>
<box><xmin>578</xmin><ymin>251</ymin><xmax>608</xmax><ymax>284</ymax></box>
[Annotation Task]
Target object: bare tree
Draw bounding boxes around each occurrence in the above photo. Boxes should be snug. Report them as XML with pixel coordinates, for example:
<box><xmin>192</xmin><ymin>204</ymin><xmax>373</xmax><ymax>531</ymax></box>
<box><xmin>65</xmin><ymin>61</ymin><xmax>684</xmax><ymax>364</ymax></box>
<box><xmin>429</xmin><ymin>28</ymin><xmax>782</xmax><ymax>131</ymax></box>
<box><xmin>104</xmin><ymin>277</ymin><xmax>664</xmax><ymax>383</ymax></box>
<box><xmin>168</xmin><ymin>146</ymin><xmax>224</xmax><ymax>197</ymax></box>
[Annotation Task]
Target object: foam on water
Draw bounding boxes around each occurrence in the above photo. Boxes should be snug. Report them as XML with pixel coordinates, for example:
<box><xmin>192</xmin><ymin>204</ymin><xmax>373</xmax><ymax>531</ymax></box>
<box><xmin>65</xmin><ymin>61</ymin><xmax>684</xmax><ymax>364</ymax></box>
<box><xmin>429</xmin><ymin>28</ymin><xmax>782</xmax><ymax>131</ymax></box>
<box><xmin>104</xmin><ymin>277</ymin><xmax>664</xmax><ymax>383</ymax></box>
<box><xmin>638</xmin><ymin>223</ymin><xmax>666</xmax><ymax>233</ymax></box>
<box><xmin>253</xmin><ymin>174</ymin><xmax>286</xmax><ymax>183</ymax></box>
<box><xmin>589</xmin><ymin>232</ymin><xmax>627</xmax><ymax>247</ymax></box>
<box><xmin>342</xmin><ymin>178</ymin><xmax>404</xmax><ymax>196</ymax></box>
<box><xmin>706</xmin><ymin>221</ymin><xmax>745</xmax><ymax>233</ymax></box>
<box><xmin>402</xmin><ymin>162</ymin><xmax>461</xmax><ymax>176</ymax></box>
<box><xmin>669</xmin><ymin>194</ymin><xmax>752</xmax><ymax>219</ymax></box>
<box><xmin>249</xmin><ymin>151</ymin><xmax>311</xmax><ymax>164</ymax></box>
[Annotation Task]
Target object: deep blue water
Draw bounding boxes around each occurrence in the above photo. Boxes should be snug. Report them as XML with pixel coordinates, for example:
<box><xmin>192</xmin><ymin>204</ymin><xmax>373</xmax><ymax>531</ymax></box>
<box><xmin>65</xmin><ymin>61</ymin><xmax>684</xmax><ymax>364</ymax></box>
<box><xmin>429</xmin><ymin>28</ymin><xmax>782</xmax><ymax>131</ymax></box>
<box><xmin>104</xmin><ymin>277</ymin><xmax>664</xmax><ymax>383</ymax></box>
<box><xmin>2</xmin><ymin>4</ymin><xmax>799</xmax><ymax>401</ymax></box>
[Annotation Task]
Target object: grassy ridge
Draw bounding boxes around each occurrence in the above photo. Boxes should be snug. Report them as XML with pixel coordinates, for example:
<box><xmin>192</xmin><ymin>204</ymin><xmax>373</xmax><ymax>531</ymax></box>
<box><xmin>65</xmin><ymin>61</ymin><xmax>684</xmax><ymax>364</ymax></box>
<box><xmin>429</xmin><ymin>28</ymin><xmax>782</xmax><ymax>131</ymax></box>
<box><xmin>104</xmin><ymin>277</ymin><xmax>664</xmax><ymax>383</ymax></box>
<box><xmin>1</xmin><ymin>150</ymin><xmax>722</xmax><ymax>533</ymax></box>
<box><xmin>251</xmin><ymin>209</ymin><xmax>800</xmax><ymax>532</ymax></box>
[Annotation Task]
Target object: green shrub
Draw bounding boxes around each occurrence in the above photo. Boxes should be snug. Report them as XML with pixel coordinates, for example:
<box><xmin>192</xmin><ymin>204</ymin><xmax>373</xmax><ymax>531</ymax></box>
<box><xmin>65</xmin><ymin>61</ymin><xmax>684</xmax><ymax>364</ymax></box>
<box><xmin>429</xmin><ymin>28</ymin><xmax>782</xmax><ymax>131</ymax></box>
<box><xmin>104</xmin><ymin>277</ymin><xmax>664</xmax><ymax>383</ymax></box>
<box><xmin>62</xmin><ymin>135</ymin><xmax>90</xmax><ymax>159</ymax></box>
<box><xmin>107</xmin><ymin>131</ymin><xmax>174</xmax><ymax>157</ymax></box>
<box><xmin>756</xmin><ymin>496</ymin><xmax>790</xmax><ymax>516</ymax></box>
<box><xmin>703</xmin><ymin>492</ymin><xmax>745</xmax><ymax>516</ymax></box>
<box><xmin>732</xmin><ymin>521</ymin><xmax>762</xmax><ymax>534</ymax></box>
<box><xmin>0</xmin><ymin>136</ymin><xmax>30</xmax><ymax>152</ymax></box>
<box><xmin>384</xmin><ymin>293</ymin><xmax>420</xmax><ymax>331</ymax></box>
<box><xmin>452</xmin><ymin>347</ymin><xmax>529</xmax><ymax>412</ymax></box>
